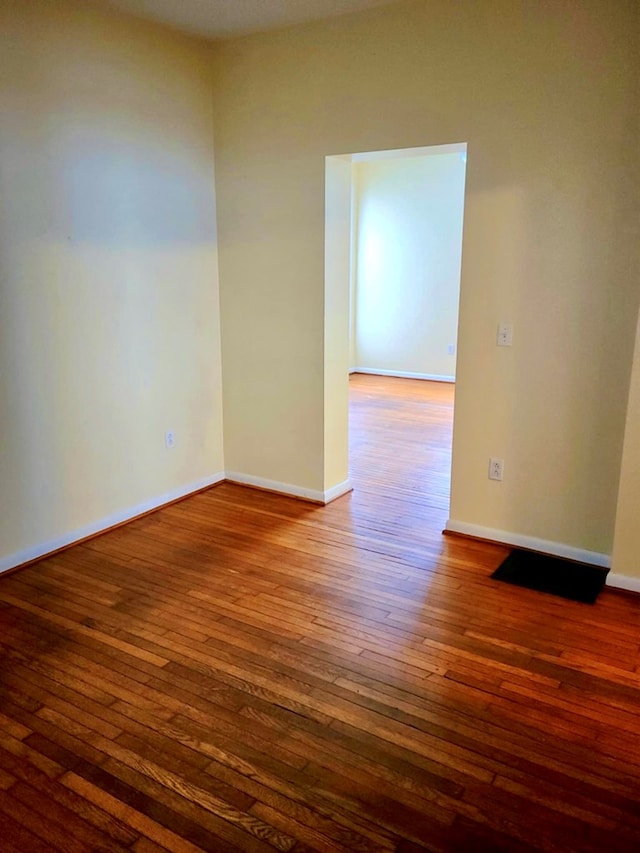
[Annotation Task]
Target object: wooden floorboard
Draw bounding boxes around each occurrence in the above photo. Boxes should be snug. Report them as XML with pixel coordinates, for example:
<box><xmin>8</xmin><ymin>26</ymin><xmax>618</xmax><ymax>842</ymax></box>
<box><xmin>1</xmin><ymin>373</ymin><xmax>640</xmax><ymax>851</ymax></box>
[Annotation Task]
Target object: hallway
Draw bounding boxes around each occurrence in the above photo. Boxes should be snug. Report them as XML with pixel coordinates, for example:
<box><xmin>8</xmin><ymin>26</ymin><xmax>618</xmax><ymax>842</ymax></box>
<box><xmin>348</xmin><ymin>372</ymin><xmax>454</xmax><ymax>534</ymax></box>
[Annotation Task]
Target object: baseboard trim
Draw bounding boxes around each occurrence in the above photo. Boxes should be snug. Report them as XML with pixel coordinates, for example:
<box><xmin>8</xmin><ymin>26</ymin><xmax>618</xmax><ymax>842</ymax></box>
<box><xmin>444</xmin><ymin>519</ymin><xmax>610</xmax><ymax>568</ymax></box>
<box><xmin>225</xmin><ymin>472</ymin><xmax>323</xmax><ymax>503</ymax></box>
<box><xmin>352</xmin><ymin>367</ymin><xmax>455</xmax><ymax>383</ymax></box>
<box><xmin>0</xmin><ymin>470</ymin><xmax>352</xmax><ymax>578</ymax></box>
<box><xmin>605</xmin><ymin>573</ymin><xmax>640</xmax><ymax>594</ymax></box>
<box><xmin>225</xmin><ymin>472</ymin><xmax>352</xmax><ymax>505</ymax></box>
<box><xmin>9</xmin><ymin>477</ymin><xmax>635</xmax><ymax>593</ymax></box>
<box><xmin>0</xmin><ymin>472</ymin><xmax>226</xmax><ymax>577</ymax></box>
<box><xmin>323</xmin><ymin>479</ymin><xmax>353</xmax><ymax>503</ymax></box>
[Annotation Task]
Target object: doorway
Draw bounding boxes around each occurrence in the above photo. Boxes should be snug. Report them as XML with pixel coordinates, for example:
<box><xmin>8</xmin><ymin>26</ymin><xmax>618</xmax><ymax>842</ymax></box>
<box><xmin>348</xmin><ymin>373</ymin><xmax>455</xmax><ymax>536</ymax></box>
<box><xmin>324</xmin><ymin>143</ymin><xmax>467</xmax><ymax>510</ymax></box>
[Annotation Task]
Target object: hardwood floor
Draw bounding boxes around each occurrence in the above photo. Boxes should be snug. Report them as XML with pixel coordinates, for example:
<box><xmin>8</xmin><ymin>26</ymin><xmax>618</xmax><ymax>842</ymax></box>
<box><xmin>1</xmin><ymin>373</ymin><xmax>640</xmax><ymax>852</ymax></box>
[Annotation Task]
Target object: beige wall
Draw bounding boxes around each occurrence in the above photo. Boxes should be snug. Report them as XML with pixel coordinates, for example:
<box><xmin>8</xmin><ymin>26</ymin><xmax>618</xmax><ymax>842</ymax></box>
<box><xmin>2</xmin><ymin>0</ymin><xmax>637</xmax><ymax>573</ymax></box>
<box><xmin>353</xmin><ymin>152</ymin><xmax>466</xmax><ymax>379</ymax></box>
<box><xmin>212</xmin><ymin>0</ymin><xmax>639</xmax><ymax>554</ymax></box>
<box><xmin>0</xmin><ymin>0</ymin><xmax>224</xmax><ymax>568</ymax></box>
<box><xmin>612</xmin><ymin>309</ymin><xmax>640</xmax><ymax>582</ymax></box>
<box><xmin>324</xmin><ymin>157</ymin><xmax>352</xmax><ymax>491</ymax></box>
<box><xmin>349</xmin><ymin>168</ymin><xmax>359</xmax><ymax>374</ymax></box>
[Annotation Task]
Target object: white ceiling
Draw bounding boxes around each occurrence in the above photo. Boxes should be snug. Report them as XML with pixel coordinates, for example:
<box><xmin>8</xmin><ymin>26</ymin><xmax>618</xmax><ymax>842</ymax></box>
<box><xmin>95</xmin><ymin>0</ymin><xmax>398</xmax><ymax>40</ymax></box>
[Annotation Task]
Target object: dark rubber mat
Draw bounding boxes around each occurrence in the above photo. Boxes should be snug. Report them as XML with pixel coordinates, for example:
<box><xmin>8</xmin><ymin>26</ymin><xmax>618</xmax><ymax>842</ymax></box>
<box><xmin>491</xmin><ymin>549</ymin><xmax>609</xmax><ymax>604</ymax></box>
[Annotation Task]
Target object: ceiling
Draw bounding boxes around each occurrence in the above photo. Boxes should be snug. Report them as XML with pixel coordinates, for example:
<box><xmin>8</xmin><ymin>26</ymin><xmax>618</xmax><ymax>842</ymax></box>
<box><xmin>95</xmin><ymin>0</ymin><xmax>398</xmax><ymax>40</ymax></box>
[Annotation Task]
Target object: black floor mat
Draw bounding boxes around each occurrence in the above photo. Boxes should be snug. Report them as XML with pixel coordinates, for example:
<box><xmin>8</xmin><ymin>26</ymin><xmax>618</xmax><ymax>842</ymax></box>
<box><xmin>491</xmin><ymin>549</ymin><xmax>609</xmax><ymax>604</ymax></box>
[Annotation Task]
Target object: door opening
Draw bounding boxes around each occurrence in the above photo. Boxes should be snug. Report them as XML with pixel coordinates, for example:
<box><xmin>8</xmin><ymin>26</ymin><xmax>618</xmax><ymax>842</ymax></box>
<box><xmin>324</xmin><ymin>142</ymin><xmax>468</xmax><ymax>516</ymax></box>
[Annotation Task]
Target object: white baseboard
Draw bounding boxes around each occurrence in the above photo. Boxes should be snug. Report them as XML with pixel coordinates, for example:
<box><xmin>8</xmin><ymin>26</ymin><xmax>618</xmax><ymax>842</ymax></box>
<box><xmin>0</xmin><ymin>472</ymin><xmax>226</xmax><ymax>576</ymax></box>
<box><xmin>225</xmin><ymin>472</ymin><xmax>324</xmax><ymax>502</ymax></box>
<box><xmin>323</xmin><ymin>479</ymin><xmax>353</xmax><ymax>503</ymax></box>
<box><xmin>444</xmin><ymin>519</ymin><xmax>611</xmax><ymax>568</ymax></box>
<box><xmin>0</xmin><ymin>470</ymin><xmax>350</xmax><ymax>576</ymax></box>
<box><xmin>605</xmin><ymin>573</ymin><xmax>640</xmax><ymax>594</ymax></box>
<box><xmin>9</xmin><ymin>477</ymin><xmax>639</xmax><ymax>594</ymax></box>
<box><xmin>352</xmin><ymin>367</ymin><xmax>455</xmax><ymax>383</ymax></box>
<box><xmin>225</xmin><ymin>473</ymin><xmax>352</xmax><ymax>505</ymax></box>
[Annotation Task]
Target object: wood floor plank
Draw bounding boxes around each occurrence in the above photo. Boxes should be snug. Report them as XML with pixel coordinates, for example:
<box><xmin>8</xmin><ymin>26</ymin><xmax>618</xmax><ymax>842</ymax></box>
<box><xmin>62</xmin><ymin>771</ymin><xmax>209</xmax><ymax>853</ymax></box>
<box><xmin>1</xmin><ymin>375</ymin><xmax>640</xmax><ymax>851</ymax></box>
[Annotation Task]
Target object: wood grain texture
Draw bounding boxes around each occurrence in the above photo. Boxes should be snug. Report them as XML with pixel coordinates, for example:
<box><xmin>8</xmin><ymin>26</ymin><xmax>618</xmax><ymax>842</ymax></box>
<box><xmin>1</xmin><ymin>373</ymin><xmax>639</xmax><ymax>851</ymax></box>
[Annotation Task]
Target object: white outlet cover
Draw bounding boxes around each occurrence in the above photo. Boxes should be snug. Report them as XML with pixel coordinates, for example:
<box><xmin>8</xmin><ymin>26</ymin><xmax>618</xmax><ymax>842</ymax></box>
<box><xmin>488</xmin><ymin>457</ymin><xmax>504</xmax><ymax>480</ymax></box>
<box><xmin>497</xmin><ymin>323</ymin><xmax>513</xmax><ymax>347</ymax></box>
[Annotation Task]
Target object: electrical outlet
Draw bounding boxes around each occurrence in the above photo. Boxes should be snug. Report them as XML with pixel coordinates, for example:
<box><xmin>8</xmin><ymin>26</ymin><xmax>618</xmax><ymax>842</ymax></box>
<box><xmin>447</xmin><ymin>343</ymin><xmax>456</xmax><ymax>355</ymax></box>
<box><xmin>497</xmin><ymin>323</ymin><xmax>513</xmax><ymax>347</ymax></box>
<box><xmin>488</xmin><ymin>457</ymin><xmax>504</xmax><ymax>481</ymax></box>
<box><xmin>165</xmin><ymin>430</ymin><xmax>175</xmax><ymax>449</ymax></box>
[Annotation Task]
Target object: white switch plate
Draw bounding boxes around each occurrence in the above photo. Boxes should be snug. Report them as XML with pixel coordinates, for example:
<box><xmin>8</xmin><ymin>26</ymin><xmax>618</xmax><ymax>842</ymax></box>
<box><xmin>497</xmin><ymin>323</ymin><xmax>513</xmax><ymax>347</ymax></box>
<box><xmin>447</xmin><ymin>344</ymin><xmax>456</xmax><ymax>355</ymax></box>
<box><xmin>165</xmin><ymin>430</ymin><xmax>175</xmax><ymax>449</ymax></box>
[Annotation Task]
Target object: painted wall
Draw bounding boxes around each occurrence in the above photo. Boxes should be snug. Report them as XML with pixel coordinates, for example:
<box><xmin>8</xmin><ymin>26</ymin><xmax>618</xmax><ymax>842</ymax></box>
<box><xmin>611</xmin><ymin>308</ymin><xmax>640</xmax><ymax>584</ymax></box>
<box><xmin>0</xmin><ymin>0</ymin><xmax>224</xmax><ymax>569</ymax></box>
<box><xmin>324</xmin><ymin>157</ymin><xmax>352</xmax><ymax>491</ymax></box>
<box><xmin>353</xmin><ymin>152</ymin><xmax>466</xmax><ymax>380</ymax></box>
<box><xmin>212</xmin><ymin>0</ymin><xmax>639</xmax><ymax>556</ymax></box>
<box><xmin>348</xmin><ymin>173</ymin><xmax>359</xmax><ymax>374</ymax></box>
